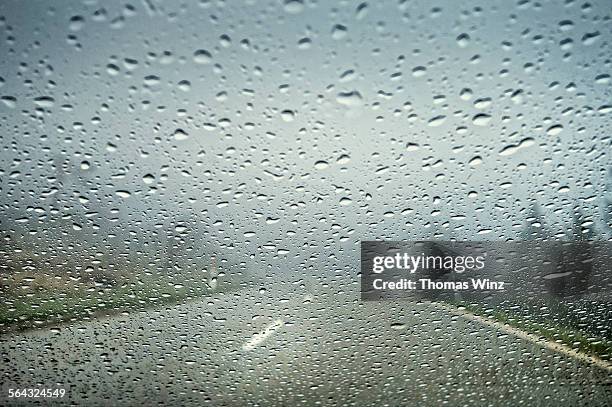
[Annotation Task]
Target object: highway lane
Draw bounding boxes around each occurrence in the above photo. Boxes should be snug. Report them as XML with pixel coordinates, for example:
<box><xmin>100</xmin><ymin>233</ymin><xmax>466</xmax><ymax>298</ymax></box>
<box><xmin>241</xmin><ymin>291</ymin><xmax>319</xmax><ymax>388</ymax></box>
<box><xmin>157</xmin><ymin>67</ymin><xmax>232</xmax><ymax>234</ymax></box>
<box><xmin>1</xmin><ymin>283</ymin><xmax>610</xmax><ymax>406</ymax></box>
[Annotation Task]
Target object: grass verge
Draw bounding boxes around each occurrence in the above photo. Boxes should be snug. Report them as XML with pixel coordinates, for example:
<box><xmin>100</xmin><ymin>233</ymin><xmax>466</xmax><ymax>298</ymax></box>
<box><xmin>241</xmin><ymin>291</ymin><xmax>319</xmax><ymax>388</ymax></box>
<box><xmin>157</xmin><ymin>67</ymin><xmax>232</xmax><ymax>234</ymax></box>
<box><xmin>0</xmin><ymin>273</ymin><xmax>249</xmax><ymax>333</ymax></box>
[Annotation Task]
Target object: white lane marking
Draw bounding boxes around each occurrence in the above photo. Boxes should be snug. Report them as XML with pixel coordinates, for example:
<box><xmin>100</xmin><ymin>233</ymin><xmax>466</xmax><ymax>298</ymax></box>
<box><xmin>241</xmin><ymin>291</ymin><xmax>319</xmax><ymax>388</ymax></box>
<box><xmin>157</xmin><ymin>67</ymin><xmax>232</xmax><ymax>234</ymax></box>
<box><xmin>431</xmin><ymin>302</ymin><xmax>612</xmax><ymax>372</ymax></box>
<box><xmin>242</xmin><ymin>319</ymin><xmax>284</xmax><ymax>351</ymax></box>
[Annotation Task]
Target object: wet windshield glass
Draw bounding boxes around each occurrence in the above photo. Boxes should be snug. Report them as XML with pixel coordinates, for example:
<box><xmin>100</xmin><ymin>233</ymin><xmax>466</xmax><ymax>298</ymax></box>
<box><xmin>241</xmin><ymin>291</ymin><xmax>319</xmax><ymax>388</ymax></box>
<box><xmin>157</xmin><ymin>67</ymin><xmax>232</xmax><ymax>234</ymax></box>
<box><xmin>1</xmin><ymin>0</ymin><xmax>611</xmax><ymax>405</ymax></box>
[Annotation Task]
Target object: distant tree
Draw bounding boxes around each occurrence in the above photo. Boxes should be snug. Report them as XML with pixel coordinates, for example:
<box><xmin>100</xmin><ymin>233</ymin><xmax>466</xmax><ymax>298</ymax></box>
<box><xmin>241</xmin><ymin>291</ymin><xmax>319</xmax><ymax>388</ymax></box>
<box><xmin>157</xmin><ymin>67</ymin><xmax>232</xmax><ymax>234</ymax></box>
<box><xmin>546</xmin><ymin>205</ymin><xmax>594</xmax><ymax>298</ymax></box>
<box><xmin>520</xmin><ymin>204</ymin><xmax>550</xmax><ymax>241</ymax></box>
<box><xmin>602</xmin><ymin>168</ymin><xmax>612</xmax><ymax>236</ymax></box>
<box><xmin>50</xmin><ymin>154</ymin><xmax>69</xmax><ymax>210</ymax></box>
<box><xmin>604</xmin><ymin>198</ymin><xmax>612</xmax><ymax>237</ymax></box>
<box><xmin>568</xmin><ymin>206</ymin><xmax>596</xmax><ymax>241</ymax></box>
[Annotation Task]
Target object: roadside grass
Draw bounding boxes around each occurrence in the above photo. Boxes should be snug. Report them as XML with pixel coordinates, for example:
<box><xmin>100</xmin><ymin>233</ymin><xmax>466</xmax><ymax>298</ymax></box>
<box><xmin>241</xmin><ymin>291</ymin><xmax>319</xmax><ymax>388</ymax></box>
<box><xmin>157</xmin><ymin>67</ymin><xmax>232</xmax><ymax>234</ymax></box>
<box><xmin>447</xmin><ymin>299</ymin><xmax>612</xmax><ymax>362</ymax></box>
<box><xmin>0</xmin><ymin>272</ymin><xmax>249</xmax><ymax>332</ymax></box>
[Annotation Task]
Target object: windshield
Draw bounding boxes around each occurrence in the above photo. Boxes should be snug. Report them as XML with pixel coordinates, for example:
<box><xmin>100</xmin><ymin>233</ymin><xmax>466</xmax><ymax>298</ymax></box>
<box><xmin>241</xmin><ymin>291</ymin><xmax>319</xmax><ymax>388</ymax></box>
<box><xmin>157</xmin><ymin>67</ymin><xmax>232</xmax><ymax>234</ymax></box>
<box><xmin>1</xmin><ymin>1</ymin><xmax>611</xmax><ymax>406</ymax></box>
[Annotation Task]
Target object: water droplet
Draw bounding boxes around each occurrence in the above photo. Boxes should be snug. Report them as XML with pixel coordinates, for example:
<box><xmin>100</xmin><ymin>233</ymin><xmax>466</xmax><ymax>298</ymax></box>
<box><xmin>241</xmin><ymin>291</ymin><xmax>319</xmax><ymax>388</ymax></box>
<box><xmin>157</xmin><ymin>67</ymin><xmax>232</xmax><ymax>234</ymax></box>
<box><xmin>468</xmin><ymin>156</ymin><xmax>483</xmax><ymax>167</ymax></box>
<box><xmin>472</xmin><ymin>114</ymin><xmax>491</xmax><ymax>126</ymax></box>
<box><xmin>68</xmin><ymin>15</ymin><xmax>85</xmax><ymax>31</ymax></box>
<box><xmin>143</xmin><ymin>75</ymin><xmax>160</xmax><ymax>86</ymax></box>
<box><xmin>143</xmin><ymin>174</ymin><xmax>155</xmax><ymax>184</ymax></box>
<box><xmin>474</xmin><ymin>98</ymin><xmax>492</xmax><ymax>109</ymax></box>
<box><xmin>510</xmin><ymin>89</ymin><xmax>523</xmax><ymax>104</ymax></box>
<box><xmin>412</xmin><ymin>66</ymin><xmax>427</xmax><ymax>77</ymax></box>
<box><xmin>106</xmin><ymin>64</ymin><xmax>120</xmax><ymax>75</ymax></box>
<box><xmin>33</xmin><ymin>96</ymin><xmax>55</xmax><ymax>107</ymax></box>
<box><xmin>331</xmin><ymin>24</ymin><xmax>348</xmax><ymax>40</ymax></box>
<box><xmin>336</xmin><ymin>154</ymin><xmax>351</xmax><ymax>164</ymax></box>
<box><xmin>283</xmin><ymin>0</ymin><xmax>304</xmax><ymax>14</ymax></box>
<box><xmin>595</xmin><ymin>74</ymin><xmax>610</xmax><ymax>84</ymax></box>
<box><xmin>336</xmin><ymin>91</ymin><xmax>363</xmax><ymax>106</ymax></box>
<box><xmin>427</xmin><ymin>115</ymin><xmax>446</xmax><ymax>127</ymax></box>
<box><xmin>459</xmin><ymin>88</ymin><xmax>473</xmax><ymax>100</ymax></box>
<box><xmin>558</xmin><ymin>186</ymin><xmax>570</xmax><ymax>193</ymax></box>
<box><xmin>546</xmin><ymin>124</ymin><xmax>563</xmax><ymax>136</ymax></box>
<box><xmin>581</xmin><ymin>31</ymin><xmax>600</xmax><ymax>46</ymax></box>
<box><xmin>280</xmin><ymin>110</ymin><xmax>295</xmax><ymax>122</ymax></box>
<box><xmin>339</xmin><ymin>197</ymin><xmax>352</xmax><ymax>206</ymax></box>
<box><xmin>115</xmin><ymin>190</ymin><xmax>131</xmax><ymax>198</ymax></box>
<box><xmin>1</xmin><ymin>96</ymin><xmax>16</xmax><ymax>108</ymax></box>
<box><xmin>173</xmin><ymin>128</ymin><xmax>189</xmax><ymax>140</ymax></box>
<box><xmin>456</xmin><ymin>33</ymin><xmax>470</xmax><ymax>48</ymax></box>
<box><xmin>193</xmin><ymin>49</ymin><xmax>212</xmax><ymax>64</ymax></box>
<box><xmin>177</xmin><ymin>80</ymin><xmax>191</xmax><ymax>92</ymax></box>
<box><xmin>339</xmin><ymin>69</ymin><xmax>356</xmax><ymax>83</ymax></box>
<box><xmin>356</xmin><ymin>2</ymin><xmax>368</xmax><ymax>20</ymax></box>
<box><xmin>297</xmin><ymin>37</ymin><xmax>312</xmax><ymax>49</ymax></box>
<box><xmin>558</xmin><ymin>20</ymin><xmax>574</xmax><ymax>31</ymax></box>
<box><xmin>406</xmin><ymin>143</ymin><xmax>420</xmax><ymax>152</ymax></box>
<box><xmin>498</xmin><ymin>137</ymin><xmax>535</xmax><ymax>156</ymax></box>
<box><xmin>314</xmin><ymin>161</ymin><xmax>329</xmax><ymax>170</ymax></box>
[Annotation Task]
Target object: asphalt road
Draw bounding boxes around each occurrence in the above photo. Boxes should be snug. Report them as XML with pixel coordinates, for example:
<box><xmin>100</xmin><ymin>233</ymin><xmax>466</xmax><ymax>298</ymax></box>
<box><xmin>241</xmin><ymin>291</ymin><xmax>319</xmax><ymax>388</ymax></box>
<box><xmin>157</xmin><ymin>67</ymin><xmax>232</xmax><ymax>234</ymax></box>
<box><xmin>1</xmin><ymin>283</ymin><xmax>610</xmax><ymax>406</ymax></box>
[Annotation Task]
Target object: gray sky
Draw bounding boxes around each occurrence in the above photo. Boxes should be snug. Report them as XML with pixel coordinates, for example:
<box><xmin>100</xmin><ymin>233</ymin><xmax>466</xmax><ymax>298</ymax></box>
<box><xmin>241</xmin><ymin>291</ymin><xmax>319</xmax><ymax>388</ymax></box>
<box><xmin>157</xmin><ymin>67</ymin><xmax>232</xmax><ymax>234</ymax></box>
<box><xmin>0</xmin><ymin>0</ymin><xmax>610</xmax><ymax>274</ymax></box>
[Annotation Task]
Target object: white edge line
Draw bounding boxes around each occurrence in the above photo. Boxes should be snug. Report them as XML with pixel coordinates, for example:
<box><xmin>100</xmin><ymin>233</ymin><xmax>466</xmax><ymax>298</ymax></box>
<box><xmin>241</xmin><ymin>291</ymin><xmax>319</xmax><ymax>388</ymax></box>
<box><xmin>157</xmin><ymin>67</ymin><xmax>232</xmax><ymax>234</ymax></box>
<box><xmin>430</xmin><ymin>301</ymin><xmax>612</xmax><ymax>372</ymax></box>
